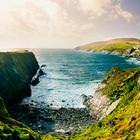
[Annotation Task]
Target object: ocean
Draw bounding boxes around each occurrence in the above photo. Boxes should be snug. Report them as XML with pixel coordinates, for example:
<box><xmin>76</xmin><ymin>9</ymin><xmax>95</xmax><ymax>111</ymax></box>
<box><xmin>22</xmin><ymin>49</ymin><xmax>140</xmax><ymax>108</ymax></box>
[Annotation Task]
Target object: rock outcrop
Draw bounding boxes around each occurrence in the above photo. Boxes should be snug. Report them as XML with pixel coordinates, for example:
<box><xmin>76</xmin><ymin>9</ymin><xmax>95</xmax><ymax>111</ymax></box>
<box><xmin>83</xmin><ymin>83</ymin><xmax>120</xmax><ymax>120</ymax></box>
<box><xmin>0</xmin><ymin>51</ymin><xmax>39</xmax><ymax>105</ymax></box>
<box><xmin>31</xmin><ymin>66</ymin><xmax>46</xmax><ymax>86</ymax></box>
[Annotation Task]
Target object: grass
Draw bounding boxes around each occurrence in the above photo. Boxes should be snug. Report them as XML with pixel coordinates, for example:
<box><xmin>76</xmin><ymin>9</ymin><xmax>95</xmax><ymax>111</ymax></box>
<box><xmin>1</xmin><ymin>58</ymin><xmax>140</xmax><ymax>140</ymax></box>
<box><xmin>0</xmin><ymin>96</ymin><xmax>41</xmax><ymax>140</ymax></box>
<box><xmin>69</xmin><ymin>67</ymin><xmax>140</xmax><ymax>140</ymax></box>
<box><xmin>77</xmin><ymin>38</ymin><xmax>140</xmax><ymax>55</ymax></box>
<box><xmin>1</xmin><ymin>49</ymin><xmax>140</xmax><ymax>139</ymax></box>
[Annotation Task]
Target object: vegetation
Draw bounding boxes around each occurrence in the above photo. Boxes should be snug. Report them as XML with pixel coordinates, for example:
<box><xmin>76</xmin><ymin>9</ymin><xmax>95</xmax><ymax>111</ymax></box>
<box><xmin>0</xmin><ymin>97</ymin><xmax>41</xmax><ymax>140</ymax></box>
<box><xmin>77</xmin><ymin>38</ymin><xmax>140</xmax><ymax>55</ymax></box>
<box><xmin>1</xmin><ymin>49</ymin><xmax>140</xmax><ymax>139</ymax></box>
<box><xmin>69</xmin><ymin>67</ymin><xmax>140</xmax><ymax>140</ymax></box>
<box><xmin>0</xmin><ymin>51</ymin><xmax>39</xmax><ymax>104</ymax></box>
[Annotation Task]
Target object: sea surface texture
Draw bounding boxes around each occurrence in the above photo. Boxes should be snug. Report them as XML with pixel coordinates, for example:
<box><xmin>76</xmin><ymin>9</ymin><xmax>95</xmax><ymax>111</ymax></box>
<box><xmin>22</xmin><ymin>49</ymin><xmax>139</xmax><ymax>108</ymax></box>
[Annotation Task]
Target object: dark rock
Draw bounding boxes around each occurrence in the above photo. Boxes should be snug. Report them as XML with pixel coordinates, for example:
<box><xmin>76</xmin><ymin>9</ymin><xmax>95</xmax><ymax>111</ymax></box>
<box><xmin>41</xmin><ymin>64</ymin><xmax>47</xmax><ymax>68</ymax></box>
<box><xmin>31</xmin><ymin>77</ymin><xmax>39</xmax><ymax>86</ymax></box>
<box><xmin>62</xmin><ymin>100</ymin><xmax>65</xmax><ymax>102</ymax></box>
<box><xmin>40</xmin><ymin>116</ymin><xmax>53</xmax><ymax>122</ymax></box>
<box><xmin>31</xmin><ymin>67</ymin><xmax>45</xmax><ymax>86</ymax></box>
<box><xmin>38</xmin><ymin>69</ymin><xmax>45</xmax><ymax>77</ymax></box>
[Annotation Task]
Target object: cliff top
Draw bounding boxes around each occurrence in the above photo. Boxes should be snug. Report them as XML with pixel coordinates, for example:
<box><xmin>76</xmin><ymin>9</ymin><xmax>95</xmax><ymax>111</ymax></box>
<box><xmin>0</xmin><ymin>49</ymin><xmax>30</xmax><ymax>53</ymax></box>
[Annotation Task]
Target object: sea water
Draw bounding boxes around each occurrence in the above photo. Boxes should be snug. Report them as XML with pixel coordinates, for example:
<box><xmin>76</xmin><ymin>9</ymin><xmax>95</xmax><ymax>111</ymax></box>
<box><xmin>22</xmin><ymin>49</ymin><xmax>140</xmax><ymax>108</ymax></box>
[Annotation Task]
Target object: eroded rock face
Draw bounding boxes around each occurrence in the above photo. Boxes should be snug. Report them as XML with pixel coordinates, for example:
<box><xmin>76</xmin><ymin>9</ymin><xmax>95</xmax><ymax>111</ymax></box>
<box><xmin>0</xmin><ymin>51</ymin><xmax>39</xmax><ymax>105</ymax></box>
<box><xmin>89</xmin><ymin>91</ymin><xmax>110</xmax><ymax>119</ymax></box>
<box><xmin>99</xmin><ymin>99</ymin><xmax>120</xmax><ymax>120</ymax></box>
<box><xmin>84</xmin><ymin>83</ymin><xmax>120</xmax><ymax>120</ymax></box>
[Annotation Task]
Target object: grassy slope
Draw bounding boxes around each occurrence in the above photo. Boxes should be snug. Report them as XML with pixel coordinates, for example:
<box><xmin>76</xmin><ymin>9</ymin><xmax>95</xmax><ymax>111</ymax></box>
<box><xmin>0</xmin><ymin>97</ymin><xmax>41</xmax><ymax>140</ymax></box>
<box><xmin>3</xmin><ymin>66</ymin><xmax>140</xmax><ymax>140</ymax></box>
<box><xmin>70</xmin><ymin>67</ymin><xmax>140</xmax><ymax>140</ymax></box>
<box><xmin>77</xmin><ymin>38</ymin><xmax>140</xmax><ymax>55</ymax></box>
<box><xmin>2</xmin><ymin>49</ymin><xmax>140</xmax><ymax>139</ymax></box>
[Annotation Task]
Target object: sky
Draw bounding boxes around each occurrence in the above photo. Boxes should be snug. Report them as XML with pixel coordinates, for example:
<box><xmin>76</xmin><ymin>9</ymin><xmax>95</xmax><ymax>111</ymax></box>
<box><xmin>0</xmin><ymin>0</ymin><xmax>140</xmax><ymax>49</ymax></box>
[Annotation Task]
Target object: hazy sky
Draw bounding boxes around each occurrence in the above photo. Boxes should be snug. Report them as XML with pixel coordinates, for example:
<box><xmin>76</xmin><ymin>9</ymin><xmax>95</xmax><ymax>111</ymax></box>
<box><xmin>0</xmin><ymin>0</ymin><xmax>140</xmax><ymax>49</ymax></box>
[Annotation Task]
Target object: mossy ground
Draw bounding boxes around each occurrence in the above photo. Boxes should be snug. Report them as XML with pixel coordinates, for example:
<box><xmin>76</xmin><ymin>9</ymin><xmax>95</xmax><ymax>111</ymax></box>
<box><xmin>0</xmin><ymin>118</ymin><xmax>41</xmax><ymax>140</ymax></box>
<box><xmin>69</xmin><ymin>67</ymin><xmax>140</xmax><ymax>140</ymax></box>
<box><xmin>0</xmin><ymin>96</ymin><xmax>41</xmax><ymax>140</ymax></box>
<box><xmin>1</xmin><ymin>50</ymin><xmax>140</xmax><ymax>139</ymax></box>
<box><xmin>2</xmin><ymin>66</ymin><xmax>140</xmax><ymax>140</ymax></box>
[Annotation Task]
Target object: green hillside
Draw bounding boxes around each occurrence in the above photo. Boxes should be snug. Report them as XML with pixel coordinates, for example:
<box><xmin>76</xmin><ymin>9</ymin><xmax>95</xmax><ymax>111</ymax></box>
<box><xmin>69</xmin><ymin>67</ymin><xmax>140</xmax><ymax>140</ymax></box>
<box><xmin>77</xmin><ymin>38</ymin><xmax>140</xmax><ymax>56</ymax></box>
<box><xmin>1</xmin><ymin>49</ymin><xmax>140</xmax><ymax>140</ymax></box>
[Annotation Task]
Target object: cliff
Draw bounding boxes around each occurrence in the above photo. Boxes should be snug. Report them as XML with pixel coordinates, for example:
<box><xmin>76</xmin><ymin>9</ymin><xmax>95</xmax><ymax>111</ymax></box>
<box><xmin>0</xmin><ymin>50</ymin><xmax>42</xmax><ymax>140</ymax></box>
<box><xmin>1</xmin><ymin>49</ymin><xmax>140</xmax><ymax>139</ymax></box>
<box><xmin>0</xmin><ymin>50</ymin><xmax>39</xmax><ymax>105</ymax></box>
<box><xmin>70</xmin><ymin>67</ymin><xmax>140</xmax><ymax>139</ymax></box>
<box><xmin>76</xmin><ymin>38</ymin><xmax>140</xmax><ymax>58</ymax></box>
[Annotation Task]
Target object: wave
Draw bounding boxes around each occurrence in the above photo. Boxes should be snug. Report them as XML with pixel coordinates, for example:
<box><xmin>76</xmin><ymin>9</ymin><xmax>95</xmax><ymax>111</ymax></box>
<box><xmin>126</xmin><ymin>57</ymin><xmax>140</xmax><ymax>65</ymax></box>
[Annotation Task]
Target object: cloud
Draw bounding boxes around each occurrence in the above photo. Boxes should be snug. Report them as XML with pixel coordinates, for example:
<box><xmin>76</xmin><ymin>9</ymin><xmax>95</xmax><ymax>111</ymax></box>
<box><xmin>114</xmin><ymin>4</ymin><xmax>134</xmax><ymax>22</ymax></box>
<box><xmin>9</xmin><ymin>0</ymin><xmax>95</xmax><ymax>41</ymax></box>
<box><xmin>78</xmin><ymin>0</ymin><xmax>111</xmax><ymax>17</ymax></box>
<box><xmin>0</xmin><ymin>0</ymin><xmax>136</xmax><ymax>48</ymax></box>
<box><xmin>78</xmin><ymin>0</ymin><xmax>134</xmax><ymax>22</ymax></box>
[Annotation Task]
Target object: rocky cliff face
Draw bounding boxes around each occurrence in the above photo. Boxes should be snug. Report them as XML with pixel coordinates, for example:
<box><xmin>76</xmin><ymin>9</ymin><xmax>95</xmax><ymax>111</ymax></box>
<box><xmin>84</xmin><ymin>83</ymin><xmax>120</xmax><ymax>120</ymax></box>
<box><xmin>0</xmin><ymin>51</ymin><xmax>39</xmax><ymax>105</ymax></box>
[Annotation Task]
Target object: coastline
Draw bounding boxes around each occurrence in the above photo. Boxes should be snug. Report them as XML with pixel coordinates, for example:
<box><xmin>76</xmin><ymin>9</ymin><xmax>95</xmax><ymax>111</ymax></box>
<box><xmin>0</xmin><ymin>51</ymin><xmax>42</xmax><ymax>140</ymax></box>
<box><xmin>9</xmin><ymin>103</ymin><xmax>95</xmax><ymax>135</ymax></box>
<box><xmin>11</xmin><ymin>49</ymin><xmax>140</xmax><ymax>135</ymax></box>
<box><xmin>76</xmin><ymin>48</ymin><xmax>140</xmax><ymax>67</ymax></box>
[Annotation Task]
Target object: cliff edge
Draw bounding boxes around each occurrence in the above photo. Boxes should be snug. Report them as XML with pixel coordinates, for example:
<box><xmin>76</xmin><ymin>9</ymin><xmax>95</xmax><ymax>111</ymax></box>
<box><xmin>0</xmin><ymin>50</ymin><xmax>39</xmax><ymax>105</ymax></box>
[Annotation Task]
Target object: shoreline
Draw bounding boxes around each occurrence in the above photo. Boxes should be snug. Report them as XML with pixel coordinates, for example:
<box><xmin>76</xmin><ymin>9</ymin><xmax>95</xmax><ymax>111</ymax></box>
<box><xmin>9</xmin><ymin>102</ymin><xmax>95</xmax><ymax>135</ymax></box>
<box><xmin>77</xmin><ymin>48</ymin><xmax>140</xmax><ymax>60</ymax></box>
<box><xmin>9</xmin><ymin>50</ymin><xmax>140</xmax><ymax>135</ymax></box>
<box><xmin>77</xmin><ymin>49</ymin><xmax>140</xmax><ymax>67</ymax></box>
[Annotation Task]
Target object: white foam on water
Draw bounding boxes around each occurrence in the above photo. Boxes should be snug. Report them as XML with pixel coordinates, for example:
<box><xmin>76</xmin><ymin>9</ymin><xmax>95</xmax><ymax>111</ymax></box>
<box><xmin>22</xmin><ymin>74</ymin><xmax>101</xmax><ymax>108</ymax></box>
<box><xmin>22</xmin><ymin>50</ymin><xmax>139</xmax><ymax>109</ymax></box>
<box><xmin>126</xmin><ymin>57</ymin><xmax>140</xmax><ymax>65</ymax></box>
<box><xmin>29</xmin><ymin>77</ymin><xmax>100</xmax><ymax>108</ymax></box>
